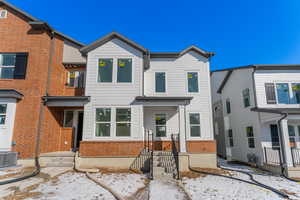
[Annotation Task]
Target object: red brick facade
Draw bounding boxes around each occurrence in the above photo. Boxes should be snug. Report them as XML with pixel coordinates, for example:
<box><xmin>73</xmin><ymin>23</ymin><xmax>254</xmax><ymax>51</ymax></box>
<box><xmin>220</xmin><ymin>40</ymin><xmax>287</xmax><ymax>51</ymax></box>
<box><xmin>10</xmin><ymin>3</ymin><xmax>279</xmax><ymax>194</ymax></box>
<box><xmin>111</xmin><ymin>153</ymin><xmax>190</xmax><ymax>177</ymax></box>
<box><xmin>0</xmin><ymin>4</ymin><xmax>84</xmax><ymax>158</ymax></box>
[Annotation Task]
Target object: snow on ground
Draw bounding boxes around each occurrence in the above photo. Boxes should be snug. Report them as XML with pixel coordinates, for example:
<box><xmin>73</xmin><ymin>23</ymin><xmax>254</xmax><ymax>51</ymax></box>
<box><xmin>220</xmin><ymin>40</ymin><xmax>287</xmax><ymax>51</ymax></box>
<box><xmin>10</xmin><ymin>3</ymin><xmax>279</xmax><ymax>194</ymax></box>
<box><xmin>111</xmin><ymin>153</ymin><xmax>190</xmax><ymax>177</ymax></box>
<box><xmin>0</xmin><ymin>166</ymin><xmax>22</xmax><ymax>177</ymax></box>
<box><xmin>149</xmin><ymin>179</ymin><xmax>187</xmax><ymax>200</ymax></box>
<box><xmin>219</xmin><ymin>158</ymin><xmax>300</xmax><ymax>200</ymax></box>
<box><xmin>25</xmin><ymin>172</ymin><xmax>115</xmax><ymax>200</ymax></box>
<box><xmin>93</xmin><ymin>172</ymin><xmax>147</xmax><ymax>198</ymax></box>
<box><xmin>183</xmin><ymin>158</ymin><xmax>300</xmax><ymax>200</ymax></box>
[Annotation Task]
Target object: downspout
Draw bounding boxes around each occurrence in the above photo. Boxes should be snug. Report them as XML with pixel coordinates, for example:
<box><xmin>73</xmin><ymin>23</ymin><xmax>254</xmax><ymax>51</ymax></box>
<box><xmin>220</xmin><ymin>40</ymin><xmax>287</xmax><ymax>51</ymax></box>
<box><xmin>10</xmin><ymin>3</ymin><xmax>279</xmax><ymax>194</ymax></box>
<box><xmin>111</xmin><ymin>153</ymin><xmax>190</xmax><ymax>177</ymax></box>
<box><xmin>277</xmin><ymin>112</ymin><xmax>288</xmax><ymax>176</ymax></box>
<box><xmin>0</xmin><ymin>31</ymin><xmax>56</xmax><ymax>185</ymax></box>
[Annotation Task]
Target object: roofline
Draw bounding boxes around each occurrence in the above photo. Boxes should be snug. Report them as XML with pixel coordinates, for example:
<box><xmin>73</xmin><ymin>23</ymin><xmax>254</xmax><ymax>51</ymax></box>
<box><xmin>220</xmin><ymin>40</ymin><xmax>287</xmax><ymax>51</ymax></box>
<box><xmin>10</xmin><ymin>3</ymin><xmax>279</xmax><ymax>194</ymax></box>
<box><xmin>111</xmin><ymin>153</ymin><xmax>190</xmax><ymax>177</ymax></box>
<box><xmin>0</xmin><ymin>0</ymin><xmax>85</xmax><ymax>47</ymax></box>
<box><xmin>80</xmin><ymin>32</ymin><xmax>148</xmax><ymax>55</ymax></box>
<box><xmin>215</xmin><ymin>64</ymin><xmax>300</xmax><ymax>94</ymax></box>
<box><xmin>251</xmin><ymin>107</ymin><xmax>300</xmax><ymax>115</ymax></box>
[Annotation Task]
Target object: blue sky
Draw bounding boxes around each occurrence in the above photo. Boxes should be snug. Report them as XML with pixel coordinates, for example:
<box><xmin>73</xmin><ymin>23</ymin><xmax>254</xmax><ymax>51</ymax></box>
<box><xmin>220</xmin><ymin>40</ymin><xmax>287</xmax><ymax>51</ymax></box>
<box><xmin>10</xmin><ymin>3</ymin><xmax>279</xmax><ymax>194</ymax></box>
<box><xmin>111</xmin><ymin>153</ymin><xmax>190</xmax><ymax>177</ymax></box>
<box><xmin>7</xmin><ymin>0</ymin><xmax>300</xmax><ymax>70</ymax></box>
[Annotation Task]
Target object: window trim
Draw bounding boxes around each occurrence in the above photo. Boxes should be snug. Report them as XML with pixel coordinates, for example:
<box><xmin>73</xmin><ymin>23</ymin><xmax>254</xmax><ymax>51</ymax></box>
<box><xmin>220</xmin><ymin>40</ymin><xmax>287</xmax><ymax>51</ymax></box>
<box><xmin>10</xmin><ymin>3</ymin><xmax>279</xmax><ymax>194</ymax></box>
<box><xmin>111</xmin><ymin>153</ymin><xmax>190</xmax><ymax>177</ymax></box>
<box><xmin>95</xmin><ymin>107</ymin><xmax>112</xmax><ymax>137</ymax></box>
<box><xmin>246</xmin><ymin>126</ymin><xmax>255</xmax><ymax>149</ymax></box>
<box><xmin>154</xmin><ymin>71</ymin><xmax>167</xmax><ymax>93</ymax></box>
<box><xmin>242</xmin><ymin>88</ymin><xmax>251</xmax><ymax>107</ymax></box>
<box><xmin>117</xmin><ymin>58</ymin><xmax>133</xmax><ymax>83</ymax></box>
<box><xmin>116</xmin><ymin>108</ymin><xmax>131</xmax><ymax>137</ymax></box>
<box><xmin>189</xmin><ymin>112</ymin><xmax>201</xmax><ymax>137</ymax></box>
<box><xmin>0</xmin><ymin>53</ymin><xmax>16</xmax><ymax>80</ymax></box>
<box><xmin>271</xmin><ymin>82</ymin><xmax>300</xmax><ymax>105</ymax></box>
<box><xmin>0</xmin><ymin>104</ymin><xmax>7</xmax><ymax>125</ymax></box>
<box><xmin>186</xmin><ymin>72</ymin><xmax>199</xmax><ymax>93</ymax></box>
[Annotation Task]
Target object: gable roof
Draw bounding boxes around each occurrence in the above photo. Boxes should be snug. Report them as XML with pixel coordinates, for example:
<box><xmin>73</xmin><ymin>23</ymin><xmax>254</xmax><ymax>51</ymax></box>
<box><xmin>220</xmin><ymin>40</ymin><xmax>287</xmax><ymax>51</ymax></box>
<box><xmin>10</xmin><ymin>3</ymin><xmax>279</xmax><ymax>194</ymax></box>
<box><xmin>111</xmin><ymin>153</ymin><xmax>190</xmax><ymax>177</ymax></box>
<box><xmin>80</xmin><ymin>32</ymin><xmax>148</xmax><ymax>55</ymax></box>
<box><xmin>0</xmin><ymin>0</ymin><xmax>84</xmax><ymax>47</ymax></box>
<box><xmin>150</xmin><ymin>45</ymin><xmax>214</xmax><ymax>58</ymax></box>
<box><xmin>214</xmin><ymin>64</ymin><xmax>300</xmax><ymax>94</ymax></box>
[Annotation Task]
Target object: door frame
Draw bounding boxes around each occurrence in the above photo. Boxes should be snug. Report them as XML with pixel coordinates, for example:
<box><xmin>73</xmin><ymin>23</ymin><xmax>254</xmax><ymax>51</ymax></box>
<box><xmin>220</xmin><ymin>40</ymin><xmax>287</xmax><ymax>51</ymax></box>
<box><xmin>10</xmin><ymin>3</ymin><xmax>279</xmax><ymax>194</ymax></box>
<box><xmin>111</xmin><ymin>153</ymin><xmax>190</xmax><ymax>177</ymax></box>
<box><xmin>72</xmin><ymin>109</ymin><xmax>84</xmax><ymax>151</ymax></box>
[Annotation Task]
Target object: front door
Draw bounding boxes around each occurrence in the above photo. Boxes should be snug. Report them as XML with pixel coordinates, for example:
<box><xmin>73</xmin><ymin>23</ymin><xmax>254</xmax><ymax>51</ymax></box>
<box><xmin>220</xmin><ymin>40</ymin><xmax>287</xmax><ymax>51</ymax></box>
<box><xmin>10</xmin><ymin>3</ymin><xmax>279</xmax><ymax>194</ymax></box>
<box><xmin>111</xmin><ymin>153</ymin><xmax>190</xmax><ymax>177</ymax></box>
<box><xmin>0</xmin><ymin>101</ymin><xmax>16</xmax><ymax>151</ymax></box>
<box><xmin>154</xmin><ymin>113</ymin><xmax>167</xmax><ymax>150</ymax></box>
<box><xmin>75</xmin><ymin>111</ymin><xmax>84</xmax><ymax>149</ymax></box>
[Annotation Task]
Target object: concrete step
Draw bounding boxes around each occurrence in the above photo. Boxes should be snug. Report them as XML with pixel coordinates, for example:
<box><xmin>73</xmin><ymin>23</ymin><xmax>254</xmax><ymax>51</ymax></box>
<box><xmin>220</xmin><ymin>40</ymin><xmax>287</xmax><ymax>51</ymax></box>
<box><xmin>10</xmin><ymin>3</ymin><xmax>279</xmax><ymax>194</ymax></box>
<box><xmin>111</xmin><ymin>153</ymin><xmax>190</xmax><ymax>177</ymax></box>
<box><xmin>40</xmin><ymin>151</ymin><xmax>75</xmax><ymax>157</ymax></box>
<box><xmin>46</xmin><ymin>162</ymin><xmax>74</xmax><ymax>167</ymax></box>
<box><xmin>49</xmin><ymin>157</ymin><xmax>74</xmax><ymax>163</ymax></box>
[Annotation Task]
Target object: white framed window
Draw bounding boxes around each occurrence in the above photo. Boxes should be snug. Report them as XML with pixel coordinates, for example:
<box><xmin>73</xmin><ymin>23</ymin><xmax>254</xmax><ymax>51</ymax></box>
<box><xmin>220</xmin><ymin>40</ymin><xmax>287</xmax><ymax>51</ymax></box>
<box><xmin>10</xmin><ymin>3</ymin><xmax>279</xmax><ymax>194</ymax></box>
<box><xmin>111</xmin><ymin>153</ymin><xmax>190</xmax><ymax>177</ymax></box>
<box><xmin>117</xmin><ymin>58</ymin><xmax>132</xmax><ymax>83</ymax></box>
<box><xmin>243</xmin><ymin>88</ymin><xmax>250</xmax><ymax>107</ymax></box>
<box><xmin>116</xmin><ymin>108</ymin><xmax>131</xmax><ymax>136</ymax></box>
<box><xmin>155</xmin><ymin>72</ymin><xmax>166</xmax><ymax>93</ymax></box>
<box><xmin>0</xmin><ymin>104</ymin><xmax>7</xmax><ymax>125</ymax></box>
<box><xmin>246</xmin><ymin>126</ymin><xmax>255</xmax><ymax>148</ymax></box>
<box><xmin>95</xmin><ymin>108</ymin><xmax>111</xmax><ymax>137</ymax></box>
<box><xmin>187</xmin><ymin>72</ymin><xmax>199</xmax><ymax>93</ymax></box>
<box><xmin>67</xmin><ymin>70</ymin><xmax>85</xmax><ymax>88</ymax></box>
<box><xmin>0</xmin><ymin>10</ymin><xmax>7</xmax><ymax>19</ymax></box>
<box><xmin>98</xmin><ymin>58</ymin><xmax>113</xmax><ymax>83</ymax></box>
<box><xmin>189</xmin><ymin>113</ymin><xmax>201</xmax><ymax>137</ymax></box>
<box><xmin>0</xmin><ymin>53</ymin><xmax>16</xmax><ymax>79</ymax></box>
<box><xmin>63</xmin><ymin>110</ymin><xmax>74</xmax><ymax>128</ymax></box>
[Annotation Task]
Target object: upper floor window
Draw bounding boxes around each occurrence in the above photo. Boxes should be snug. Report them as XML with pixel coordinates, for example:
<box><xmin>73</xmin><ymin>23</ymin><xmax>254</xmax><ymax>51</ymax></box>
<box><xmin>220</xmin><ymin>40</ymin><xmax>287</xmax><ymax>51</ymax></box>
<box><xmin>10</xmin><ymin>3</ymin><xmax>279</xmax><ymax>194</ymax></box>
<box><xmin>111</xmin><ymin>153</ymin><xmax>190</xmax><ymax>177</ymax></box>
<box><xmin>189</xmin><ymin>113</ymin><xmax>201</xmax><ymax>137</ymax></box>
<box><xmin>246</xmin><ymin>126</ymin><xmax>255</xmax><ymax>148</ymax></box>
<box><xmin>187</xmin><ymin>72</ymin><xmax>199</xmax><ymax>93</ymax></box>
<box><xmin>98</xmin><ymin>58</ymin><xmax>113</xmax><ymax>82</ymax></box>
<box><xmin>291</xmin><ymin>83</ymin><xmax>300</xmax><ymax>104</ymax></box>
<box><xmin>0</xmin><ymin>54</ymin><xmax>16</xmax><ymax>79</ymax></box>
<box><xmin>117</xmin><ymin>59</ymin><xmax>132</xmax><ymax>83</ymax></box>
<box><xmin>226</xmin><ymin>98</ymin><xmax>231</xmax><ymax>114</ymax></box>
<box><xmin>0</xmin><ymin>104</ymin><xmax>7</xmax><ymax>125</ymax></box>
<box><xmin>276</xmin><ymin>83</ymin><xmax>290</xmax><ymax>104</ymax></box>
<box><xmin>0</xmin><ymin>10</ymin><xmax>7</xmax><ymax>19</ymax></box>
<box><xmin>67</xmin><ymin>71</ymin><xmax>85</xmax><ymax>88</ymax></box>
<box><xmin>155</xmin><ymin>72</ymin><xmax>166</xmax><ymax>93</ymax></box>
<box><xmin>243</xmin><ymin>88</ymin><xmax>250</xmax><ymax>107</ymax></box>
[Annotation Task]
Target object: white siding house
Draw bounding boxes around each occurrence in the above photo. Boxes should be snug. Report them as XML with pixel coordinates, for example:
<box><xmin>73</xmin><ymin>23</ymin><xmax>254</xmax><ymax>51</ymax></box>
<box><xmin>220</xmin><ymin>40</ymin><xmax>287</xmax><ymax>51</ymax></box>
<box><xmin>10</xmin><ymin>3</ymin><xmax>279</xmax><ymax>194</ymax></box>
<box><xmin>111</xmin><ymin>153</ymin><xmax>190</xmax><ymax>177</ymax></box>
<box><xmin>77</xmin><ymin>32</ymin><xmax>216</xmax><ymax>171</ymax></box>
<box><xmin>212</xmin><ymin>65</ymin><xmax>300</xmax><ymax>178</ymax></box>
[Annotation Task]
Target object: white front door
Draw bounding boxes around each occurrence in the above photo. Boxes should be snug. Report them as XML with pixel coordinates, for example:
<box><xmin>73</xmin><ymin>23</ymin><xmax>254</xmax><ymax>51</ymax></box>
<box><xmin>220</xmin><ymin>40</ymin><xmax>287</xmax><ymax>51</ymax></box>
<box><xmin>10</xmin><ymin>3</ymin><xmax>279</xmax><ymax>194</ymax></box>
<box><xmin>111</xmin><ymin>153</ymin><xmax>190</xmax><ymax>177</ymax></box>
<box><xmin>154</xmin><ymin>113</ymin><xmax>167</xmax><ymax>139</ymax></box>
<box><xmin>0</xmin><ymin>99</ymin><xmax>16</xmax><ymax>151</ymax></box>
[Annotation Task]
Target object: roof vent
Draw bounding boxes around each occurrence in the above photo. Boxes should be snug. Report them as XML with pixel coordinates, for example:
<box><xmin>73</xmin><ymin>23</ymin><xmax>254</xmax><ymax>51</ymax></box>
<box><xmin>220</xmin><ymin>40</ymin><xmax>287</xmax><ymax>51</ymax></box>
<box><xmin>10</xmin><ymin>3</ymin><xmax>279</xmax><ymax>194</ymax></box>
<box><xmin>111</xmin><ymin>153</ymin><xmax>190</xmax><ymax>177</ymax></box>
<box><xmin>0</xmin><ymin>10</ymin><xmax>7</xmax><ymax>19</ymax></box>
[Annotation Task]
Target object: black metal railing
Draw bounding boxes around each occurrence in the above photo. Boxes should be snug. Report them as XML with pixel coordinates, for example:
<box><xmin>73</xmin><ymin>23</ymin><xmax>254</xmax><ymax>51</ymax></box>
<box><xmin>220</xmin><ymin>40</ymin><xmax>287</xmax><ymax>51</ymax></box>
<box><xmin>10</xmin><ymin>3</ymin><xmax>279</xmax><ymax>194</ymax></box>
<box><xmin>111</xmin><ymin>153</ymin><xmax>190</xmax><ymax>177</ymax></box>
<box><xmin>263</xmin><ymin>147</ymin><xmax>282</xmax><ymax>166</ymax></box>
<box><xmin>171</xmin><ymin>133</ymin><xmax>180</xmax><ymax>179</ymax></box>
<box><xmin>291</xmin><ymin>148</ymin><xmax>300</xmax><ymax>166</ymax></box>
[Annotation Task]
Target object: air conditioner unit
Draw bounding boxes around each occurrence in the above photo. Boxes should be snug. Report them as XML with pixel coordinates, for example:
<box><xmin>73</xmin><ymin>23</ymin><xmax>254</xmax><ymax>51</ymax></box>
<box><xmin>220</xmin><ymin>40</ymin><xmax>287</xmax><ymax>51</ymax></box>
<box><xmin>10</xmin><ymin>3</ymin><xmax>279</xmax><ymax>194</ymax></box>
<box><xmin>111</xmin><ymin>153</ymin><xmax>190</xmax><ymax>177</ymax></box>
<box><xmin>0</xmin><ymin>10</ymin><xmax>8</xmax><ymax>19</ymax></box>
<box><xmin>0</xmin><ymin>152</ymin><xmax>17</xmax><ymax>168</ymax></box>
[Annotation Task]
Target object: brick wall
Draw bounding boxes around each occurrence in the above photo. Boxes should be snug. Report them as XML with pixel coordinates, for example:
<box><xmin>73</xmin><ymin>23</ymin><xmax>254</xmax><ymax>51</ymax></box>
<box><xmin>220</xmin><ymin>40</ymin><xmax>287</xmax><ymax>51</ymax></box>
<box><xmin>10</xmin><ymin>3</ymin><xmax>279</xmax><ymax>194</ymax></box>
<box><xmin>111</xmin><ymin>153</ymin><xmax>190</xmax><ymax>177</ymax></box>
<box><xmin>186</xmin><ymin>140</ymin><xmax>216</xmax><ymax>153</ymax></box>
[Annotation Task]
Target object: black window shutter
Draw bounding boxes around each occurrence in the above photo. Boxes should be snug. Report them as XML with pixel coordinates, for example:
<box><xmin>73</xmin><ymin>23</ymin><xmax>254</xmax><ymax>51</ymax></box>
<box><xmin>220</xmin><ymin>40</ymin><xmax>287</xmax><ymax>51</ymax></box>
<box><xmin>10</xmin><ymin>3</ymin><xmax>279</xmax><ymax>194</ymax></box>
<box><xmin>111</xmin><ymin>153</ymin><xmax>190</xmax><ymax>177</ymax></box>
<box><xmin>265</xmin><ymin>83</ymin><xmax>276</xmax><ymax>104</ymax></box>
<box><xmin>14</xmin><ymin>53</ymin><xmax>28</xmax><ymax>79</ymax></box>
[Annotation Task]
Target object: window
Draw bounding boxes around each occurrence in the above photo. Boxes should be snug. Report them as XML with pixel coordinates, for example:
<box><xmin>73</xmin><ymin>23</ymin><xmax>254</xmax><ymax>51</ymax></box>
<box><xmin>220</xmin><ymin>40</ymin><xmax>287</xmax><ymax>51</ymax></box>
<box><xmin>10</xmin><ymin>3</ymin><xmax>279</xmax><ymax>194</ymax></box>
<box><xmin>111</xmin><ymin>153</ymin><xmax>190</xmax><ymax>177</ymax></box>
<box><xmin>63</xmin><ymin>111</ymin><xmax>74</xmax><ymax>128</ymax></box>
<box><xmin>155</xmin><ymin>114</ymin><xmax>167</xmax><ymax>137</ymax></box>
<box><xmin>67</xmin><ymin>71</ymin><xmax>85</xmax><ymax>88</ymax></box>
<box><xmin>95</xmin><ymin>108</ymin><xmax>111</xmax><ymax>137</ymax></box>
<box><xmin>246</xmin><ymin>126</ymin><xmax>255</xmax><ymax>148</ymax></box>
<box><xmin>276</xmin><ymin>83</ymin><xmax>290</xmax><ymax>104</ymax></box>
<box><xmin>226</xmin><ymin>99</ymin><xmax>231</xmax><ymax>114</ymax></box>
<box><xmin>288</xmin><ymin>125</ymin><xmax>296</xmax><ymax>143</ymax></box>
<box><xmin>116</xmin><ymin>108</ymin><xmax>131</xmax><ymax>136</ymax></box>
<box><xmin>155</xmin><ymin>72</ymin><xmax>166</xmax><ymax>93</ymax></box>
<box><xmin>0</xmin><ymin>54</ymin><xmax>16</xmax><ymax>79</ymax></box>
<box><xmin>270</xmin><ymin>124</ymin><xmax>280</xmax><ymax>147</ymax></box>
<box><xmin>291</xmin><ymin>83</ymin><xmax>300</xmax><ymax>104</ymax></box>
<box><xmin>187</xmin><ymin>72</ymin><xmax>199</xmax><ymax>92</ymax></box>
<box><xmin>228</xmin><ymin>129</ymin><xmax>234</xmax><ymax>147</ymax></box>
<box><xmin>190</xmin><ymin>113</ymin><xmax>201</xmax><ymax>137</ymax></box>
<box><xmin>117</xmin><ymin>58</ymin><xmax>132</xmax><ymax>83</ymax></box>
<box><xmin>298</xmin><ymin>125</ymin><xmax>300</xmax><ymax>137</ymax></box>
<box><xmin>98</xmin><ymin>58</ymin><xmax>113</xmax><ymax>82</ymax></box>
<box><xmin>0</xmin><ymin>10</ymin><xmax>7</xmax><ymax>19</ymax></box>
<box><xmin>0</xmin><ymin>104</ymin><xmax>7</xmax><ymax>125</ymax></box>
<box><xmin>243</xmin><ymin>88</ymin><xmax>250</xmax><ymax>107</ymax></box>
